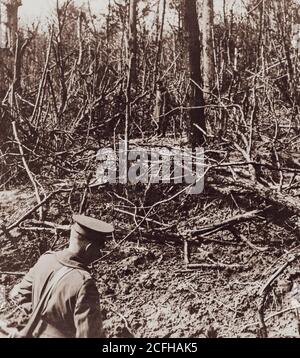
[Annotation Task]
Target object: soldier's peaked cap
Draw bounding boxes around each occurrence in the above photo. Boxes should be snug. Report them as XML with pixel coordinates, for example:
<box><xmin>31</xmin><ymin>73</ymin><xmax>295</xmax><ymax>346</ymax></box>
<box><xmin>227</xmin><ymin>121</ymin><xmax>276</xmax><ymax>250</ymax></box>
<box><xmin>73</xmin><ymin>215</ymin><xmax>114</xmax><ymax>240</ymax></box>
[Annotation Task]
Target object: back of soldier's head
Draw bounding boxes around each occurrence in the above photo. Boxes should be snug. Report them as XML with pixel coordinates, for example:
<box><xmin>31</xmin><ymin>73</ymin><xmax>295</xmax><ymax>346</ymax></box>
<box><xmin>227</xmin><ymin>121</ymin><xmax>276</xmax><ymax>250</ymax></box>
<box><xmin>69</xmin><ymin>215</ymin><xmax>114</xmax><ymax>256</ymax></box>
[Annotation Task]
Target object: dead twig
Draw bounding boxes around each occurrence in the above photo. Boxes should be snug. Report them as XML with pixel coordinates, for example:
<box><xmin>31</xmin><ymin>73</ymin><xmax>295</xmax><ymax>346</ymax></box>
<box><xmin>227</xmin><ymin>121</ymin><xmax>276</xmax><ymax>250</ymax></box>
<box><xmin>230</xmin><ymin>227</ymin><xmax>269</xmax><ymax>252</ymax></box>
<box><xmin>183</xmin><ymin>239</ymin><xmax>190</xmax><ymax>265</ymax></box>
<box><xmin>114</xmin><ymin>207</ymin><xmax>173</xmax><ymax>228</ymax></box>
<box><xmin>186</xmin><ymin>263</ymin><xmax>250</xmax><ymax>271</ymax></box>
<box><xmin>0</xmin><ymin>271</ymin><xmax>26</xmax><ymax>276</ymax></box>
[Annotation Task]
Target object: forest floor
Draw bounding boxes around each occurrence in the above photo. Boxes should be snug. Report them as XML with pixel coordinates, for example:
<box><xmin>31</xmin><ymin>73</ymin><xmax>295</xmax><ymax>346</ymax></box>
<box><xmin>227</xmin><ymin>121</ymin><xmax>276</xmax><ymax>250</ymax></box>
<box><xmin>1</xmin><ymin>182</ymin><xmax>300</xmax><ymax>338</ymax></box>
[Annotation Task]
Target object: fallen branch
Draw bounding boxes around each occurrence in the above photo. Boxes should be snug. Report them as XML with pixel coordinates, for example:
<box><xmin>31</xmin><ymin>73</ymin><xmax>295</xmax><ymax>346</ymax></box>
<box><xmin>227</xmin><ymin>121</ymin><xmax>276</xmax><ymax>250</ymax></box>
<box><xmin>230</xmin><ymin>227</ymin><xmax>268</xmax><ymax>252</ymax></box>
<box><xmin>259</xmin><ymin>254</ymin><xmax>300</xmax><ymax>296</ymax></box>
<box><xmin>190</xmin><ymin>209</ymin><xmax>266</xmax><ymax>237</ymax></box>
<box><xmin>183</xmin><ymin>240</ymin><xmax>190</xmax><ymax>265</ymax></box>
<box><xmin>12</xmin><ymin>121</ymin><xmax>43</xmax><ymax>220</ymax></box>
<box><xmin>210</xmin><ymin>176</ymin><xmax>300</xmax><ymax>218</ymax></box>
<box><xmin>186</xmin><ymin>263</ymin><xmax>250</xmax><ymax>271</ymax></box>
<box><xmin>19</xmin><ymin>226</ymin><xmax>68</xmax><ymax>233</ymax></box>
<box><xmin>0</xmin><ymin>189</ymin><xmax>71</xmax><ymax>238</ymax></box>
<box><xmin>0</xmin><ymin>271</ymin><xmax>26</xmax><ymax>276</ymax></box>
<box><xmin>21</xmin><ymin>220</ymin><xmax>70</xmax><ymax>232</ymax></box>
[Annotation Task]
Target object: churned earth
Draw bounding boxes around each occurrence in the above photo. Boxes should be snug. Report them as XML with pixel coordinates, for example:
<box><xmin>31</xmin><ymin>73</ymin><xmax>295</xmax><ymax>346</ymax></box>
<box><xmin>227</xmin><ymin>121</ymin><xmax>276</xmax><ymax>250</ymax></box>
<box><xmin>0</xmin><ymin>187</ymin><xmax>300</xmax><ymax>338</ymax></box>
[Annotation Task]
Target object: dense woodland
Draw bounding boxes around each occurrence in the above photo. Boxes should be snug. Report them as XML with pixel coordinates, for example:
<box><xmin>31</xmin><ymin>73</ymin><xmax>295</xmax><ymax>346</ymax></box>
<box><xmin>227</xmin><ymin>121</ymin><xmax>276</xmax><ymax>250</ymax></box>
<box><xmin>1</xmin><ymin>0</ymin><xmax>300</xmax><ymax>338</ymax></box>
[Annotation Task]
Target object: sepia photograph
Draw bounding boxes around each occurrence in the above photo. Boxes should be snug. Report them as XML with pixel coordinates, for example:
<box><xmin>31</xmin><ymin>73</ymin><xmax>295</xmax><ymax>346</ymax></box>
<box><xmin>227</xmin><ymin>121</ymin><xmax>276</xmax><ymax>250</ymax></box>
<box><xmin>0</xmin><ymin>0</ymin><xmax>300</xmax><ymax>342</ymax></box>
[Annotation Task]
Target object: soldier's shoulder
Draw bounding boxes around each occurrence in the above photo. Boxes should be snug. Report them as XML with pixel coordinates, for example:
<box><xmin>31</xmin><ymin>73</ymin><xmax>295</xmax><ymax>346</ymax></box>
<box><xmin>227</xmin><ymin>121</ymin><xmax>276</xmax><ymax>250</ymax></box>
<box><xmin>71</xmin><ymin>268</ymin><xmax>93</xmax><ymax>283</ymax></box>
<box><xmin>36</xmin><ymin>251</ymin><xmax>56</xmax><ymax>264</ymax></box>
<box><xmin>71</xmin><ymin>269</ymin><xmax>97</xmax><ymax>296</ymax></box>
<box><xmin>44</xmin><ymin>250</ymin><xmax>56</xmax><ymax>256</ymax></box>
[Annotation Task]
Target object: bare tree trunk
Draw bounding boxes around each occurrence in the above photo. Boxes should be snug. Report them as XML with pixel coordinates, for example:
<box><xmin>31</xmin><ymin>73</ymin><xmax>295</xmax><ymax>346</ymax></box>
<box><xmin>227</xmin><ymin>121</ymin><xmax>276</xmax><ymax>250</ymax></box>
<box><xmin>2</xmin><ymin>0</ymin><xmax>22</xmax><ymax>50</ymax></box>
<box><xmin>11</xmin><ymin>34</ymin><xmax>31</xmax><ymax>93</ymax></box>
<box><xmin>106</xmin><ymin>0</ymin><xmax>111</xmax><ymax>45</ymax></box>
<box><xmin>202</xmin><ymin>0</ymin><xmax>215</xmax><ymax>98</ymax></box>
<box><xmin>123</xmin><ymin>0</ymin><xmax>138</xmax><ymax>183</ymax></box>
<box><xmin>183</xmin><ymin>0</ymin><xmax>206</xmax><ymax>147</ymax></box>
<box><xmin>0</xmin><ymin>0</ymin><xmax>22</xmax><ymax>96</ymax></box>
<box><xmin>77</xmin><ymin>11</ymin><xmax>84</xmax><ymax>66</ymax></box>
<box><xmin>128</xmin><ymin>0</ymin><xmax>138</xmax><ymax>84</ymax></box>
<box><xmin>153</xmin><ymin>0</ymin><xmax>166</xmax><ymax>91</ymax></box>
<box><xmin>55</xmin><ymin>1</ymin><xmax>68</xmax><ymax>118</ymax></box>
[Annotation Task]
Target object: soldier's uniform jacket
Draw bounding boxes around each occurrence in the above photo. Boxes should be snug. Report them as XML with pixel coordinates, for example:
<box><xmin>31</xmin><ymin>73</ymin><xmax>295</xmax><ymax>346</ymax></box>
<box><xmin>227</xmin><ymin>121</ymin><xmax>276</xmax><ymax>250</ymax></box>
<box><xmin>11</xmin><ymin>250</ymin><xmax>103</xmax><ymax>338</ymax></box>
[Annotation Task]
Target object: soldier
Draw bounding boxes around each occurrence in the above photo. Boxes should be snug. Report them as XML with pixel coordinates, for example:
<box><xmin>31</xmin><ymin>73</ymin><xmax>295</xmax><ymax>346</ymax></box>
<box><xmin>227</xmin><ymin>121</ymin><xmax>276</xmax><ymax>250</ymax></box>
<box><xmin>8</xmin><ymin>215</ymin><xmax>114</xmax><ymax>338</ymax></box>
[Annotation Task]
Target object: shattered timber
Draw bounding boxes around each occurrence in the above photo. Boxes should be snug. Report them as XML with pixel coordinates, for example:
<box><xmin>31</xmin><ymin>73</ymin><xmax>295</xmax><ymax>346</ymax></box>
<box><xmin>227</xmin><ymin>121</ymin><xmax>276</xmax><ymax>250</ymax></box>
<box><xmin>1</xmin><ymin>0</ymin><xmax>300</xmax><ymax>338</ymax></box>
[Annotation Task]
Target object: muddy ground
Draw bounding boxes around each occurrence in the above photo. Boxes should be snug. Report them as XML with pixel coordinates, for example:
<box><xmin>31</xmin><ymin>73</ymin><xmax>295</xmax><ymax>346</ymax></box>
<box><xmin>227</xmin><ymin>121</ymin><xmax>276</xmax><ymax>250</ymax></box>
<box><xmin>1</xmin><ymin>187</ymin><xmax>300</xmax><ymax>338</ymax></box>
